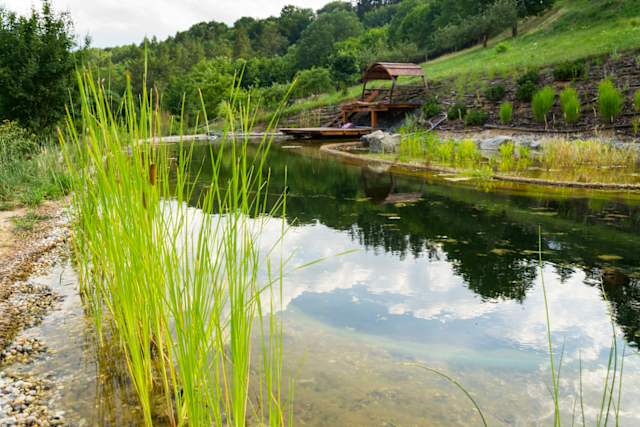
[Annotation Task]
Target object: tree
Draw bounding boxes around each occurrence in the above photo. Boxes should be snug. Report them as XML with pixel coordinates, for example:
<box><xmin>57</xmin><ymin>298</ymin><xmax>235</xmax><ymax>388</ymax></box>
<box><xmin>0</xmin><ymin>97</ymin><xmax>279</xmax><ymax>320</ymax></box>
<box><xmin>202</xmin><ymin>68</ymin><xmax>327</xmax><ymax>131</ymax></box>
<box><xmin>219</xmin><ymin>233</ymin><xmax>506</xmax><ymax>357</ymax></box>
<box><xmin>356</xmin><ymin>0</ymin><xmax>402</xmax><ymax>18</ymax></box>
<box><xmin>232</xmin><ymin>27</ymin><xmax>252</xmax><ymax>59</ymax></box>
<box><xmin>295</xmin><ymin>9</ymin><xmax>364</xmax><ymax>69</ymax></box>
<box><xmin>165</xmin><ymin>58</ymin><xmax>234</xmax><ymax>120</ymax></box>
<box><xmin>256</xmin><ymin>21</ymin><xmax>288</xmax><ymax>56</ymax></box>
<box><xmin>330</xmin><ymin>53</ymin><xmax>359</xmax><ymax>88</ymax></box>
<box><xmin>0</xmin><ymin>1</ymin><xmax>75</xmax><ymax>132</ymax></box>
<box><xmin>317</xmin><ymin>1</ymin><xmax>354</xmax><ymax>15</ymax></box>
<box><xmin>278</xmin><ymin>5</ymin><xmax>314</xmax><ymax>44</ymax></box>
<box><xmin>512</xmin><ymin>0</ymin><xmax>555</xmax><ymax>36</ymax></box>
<box><xmin>293</xmin><ymin>67</ymin><xmax>334</xmax><ymax>98</ymax></box>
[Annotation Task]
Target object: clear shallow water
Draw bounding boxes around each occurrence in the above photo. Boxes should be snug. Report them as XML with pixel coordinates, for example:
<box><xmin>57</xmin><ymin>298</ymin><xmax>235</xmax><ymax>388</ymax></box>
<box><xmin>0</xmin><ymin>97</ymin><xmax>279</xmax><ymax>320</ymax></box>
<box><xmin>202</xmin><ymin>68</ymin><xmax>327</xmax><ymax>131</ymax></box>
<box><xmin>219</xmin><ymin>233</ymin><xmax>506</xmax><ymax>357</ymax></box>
<box><xmin>12</xmin><ymin>141</ymin><xmax>640</xmax><ymax>425</ymax></box>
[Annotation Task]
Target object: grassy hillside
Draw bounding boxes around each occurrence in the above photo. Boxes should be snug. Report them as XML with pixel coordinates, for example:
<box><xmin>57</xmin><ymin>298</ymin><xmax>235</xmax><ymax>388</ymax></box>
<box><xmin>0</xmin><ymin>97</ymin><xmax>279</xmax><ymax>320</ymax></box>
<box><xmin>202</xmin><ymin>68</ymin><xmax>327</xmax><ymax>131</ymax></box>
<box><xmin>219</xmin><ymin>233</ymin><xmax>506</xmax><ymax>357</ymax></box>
<box><xmin>277</xmin><ymin>0</ymin><xmax>640</xmax><ymax>121</ymax></box>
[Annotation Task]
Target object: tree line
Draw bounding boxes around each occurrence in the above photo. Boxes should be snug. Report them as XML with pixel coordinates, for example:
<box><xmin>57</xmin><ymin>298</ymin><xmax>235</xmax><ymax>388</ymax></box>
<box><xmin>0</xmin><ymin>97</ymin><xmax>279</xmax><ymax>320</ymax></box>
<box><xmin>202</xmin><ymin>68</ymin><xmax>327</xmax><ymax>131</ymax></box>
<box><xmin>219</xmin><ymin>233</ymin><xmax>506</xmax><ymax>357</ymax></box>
<box><xmin>0</xmin><ymin>0</ymin><xmax>555</xmax><ymax>132</ymax></box>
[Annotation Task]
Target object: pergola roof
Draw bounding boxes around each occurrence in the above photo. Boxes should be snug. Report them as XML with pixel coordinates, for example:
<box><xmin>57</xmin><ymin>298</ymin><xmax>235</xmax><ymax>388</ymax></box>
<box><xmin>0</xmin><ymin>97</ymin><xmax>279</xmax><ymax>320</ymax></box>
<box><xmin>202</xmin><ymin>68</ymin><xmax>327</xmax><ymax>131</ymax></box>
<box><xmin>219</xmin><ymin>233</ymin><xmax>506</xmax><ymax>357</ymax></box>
<box><xmin>363</xmin><ymin>62</ymin><xmax>425</xmax><ymax>81</ymax></box>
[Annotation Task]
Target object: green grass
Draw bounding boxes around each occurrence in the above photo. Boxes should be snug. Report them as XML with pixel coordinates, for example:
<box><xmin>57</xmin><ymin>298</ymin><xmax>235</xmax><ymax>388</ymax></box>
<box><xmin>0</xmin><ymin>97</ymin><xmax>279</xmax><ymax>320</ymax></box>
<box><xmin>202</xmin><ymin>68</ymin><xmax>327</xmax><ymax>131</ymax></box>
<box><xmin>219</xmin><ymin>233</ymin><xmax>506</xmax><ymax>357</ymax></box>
<box><xmin>10</xmin><ymin>210</ymin><xmax>50</xmax><ymax>232</ymax></box>
<box><xmin>0</xmin><ymin>147</ymin><xmax>69</xmax><ymax>208</ymax></box>
<box><xmin>62</xmin><ymin>70</ymin><xmax>290</xmax><ymax>426</ymax></box>
<box><xmin>422</xmin><ymin>0</ymin><xmax>640</xmax><ymax>81</ymax></box>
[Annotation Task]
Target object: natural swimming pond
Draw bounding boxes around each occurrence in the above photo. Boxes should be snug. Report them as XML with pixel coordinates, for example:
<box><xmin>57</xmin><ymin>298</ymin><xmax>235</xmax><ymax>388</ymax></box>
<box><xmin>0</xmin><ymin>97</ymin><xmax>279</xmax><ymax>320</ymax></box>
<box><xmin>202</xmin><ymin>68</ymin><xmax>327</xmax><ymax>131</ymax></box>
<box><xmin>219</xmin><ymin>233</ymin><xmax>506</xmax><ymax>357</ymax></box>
<box><xmin>12</xmin><ymin>140</ymin><xmax>640</xmax><ymax>426</ymax></box>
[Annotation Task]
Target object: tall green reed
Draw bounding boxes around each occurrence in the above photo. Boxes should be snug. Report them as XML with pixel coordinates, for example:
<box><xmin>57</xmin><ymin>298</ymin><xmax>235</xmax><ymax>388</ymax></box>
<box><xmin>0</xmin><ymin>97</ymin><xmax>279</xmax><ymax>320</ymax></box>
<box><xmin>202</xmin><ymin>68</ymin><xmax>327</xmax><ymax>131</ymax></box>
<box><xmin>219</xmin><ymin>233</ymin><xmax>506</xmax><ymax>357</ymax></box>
<box><xmin>60</xmin><ymin>69</ymin><xmax>291</xmax><ymax>427</ymax></box>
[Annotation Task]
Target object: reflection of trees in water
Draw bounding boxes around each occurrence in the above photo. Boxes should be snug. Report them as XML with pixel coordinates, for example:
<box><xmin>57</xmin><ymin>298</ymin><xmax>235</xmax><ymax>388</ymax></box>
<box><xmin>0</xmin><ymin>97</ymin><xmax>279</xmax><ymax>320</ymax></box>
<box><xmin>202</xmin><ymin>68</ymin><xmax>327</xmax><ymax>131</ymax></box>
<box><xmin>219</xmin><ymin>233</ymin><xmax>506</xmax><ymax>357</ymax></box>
<box><xmin>188</xmin><ymin>144</ymin><xmax>640</xmax><ymax>346</ymax></box>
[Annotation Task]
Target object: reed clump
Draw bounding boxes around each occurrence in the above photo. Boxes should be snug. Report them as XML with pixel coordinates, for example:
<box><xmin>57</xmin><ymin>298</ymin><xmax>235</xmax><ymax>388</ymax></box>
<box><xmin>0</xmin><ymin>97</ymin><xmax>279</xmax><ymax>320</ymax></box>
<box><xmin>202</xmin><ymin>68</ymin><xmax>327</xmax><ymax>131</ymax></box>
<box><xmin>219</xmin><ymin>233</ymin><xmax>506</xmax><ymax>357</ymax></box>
<box><xmin>61</xmin><ymin>71</ymin><xmax>290</xmax><ymax>427</ymax></box>
<box><xmin>540</xmin><ymin>139</ymin><xmax>637</xmax><ymax>170</ymax></box>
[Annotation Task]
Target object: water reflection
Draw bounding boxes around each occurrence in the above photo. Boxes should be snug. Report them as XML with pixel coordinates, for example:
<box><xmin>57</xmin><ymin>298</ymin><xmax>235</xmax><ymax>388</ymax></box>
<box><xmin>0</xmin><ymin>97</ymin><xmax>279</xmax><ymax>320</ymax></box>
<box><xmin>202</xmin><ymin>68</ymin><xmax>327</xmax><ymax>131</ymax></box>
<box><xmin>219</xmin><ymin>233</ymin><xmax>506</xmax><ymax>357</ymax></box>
<box><xmin>183</xmin><ymin>141</ymin><xmax>640</xmax><ymax>424</ymax></box>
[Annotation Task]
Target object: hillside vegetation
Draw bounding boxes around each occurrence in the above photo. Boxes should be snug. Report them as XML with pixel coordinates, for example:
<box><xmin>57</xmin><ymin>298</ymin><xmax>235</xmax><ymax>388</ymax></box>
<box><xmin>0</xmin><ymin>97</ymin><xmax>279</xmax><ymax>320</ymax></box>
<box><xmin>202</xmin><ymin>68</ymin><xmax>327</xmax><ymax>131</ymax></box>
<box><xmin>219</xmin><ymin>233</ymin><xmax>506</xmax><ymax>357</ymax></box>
<box><xmin>282</xmin><ymin>0</ymin><xmax>640</xmax><ymax>120</ymax></box>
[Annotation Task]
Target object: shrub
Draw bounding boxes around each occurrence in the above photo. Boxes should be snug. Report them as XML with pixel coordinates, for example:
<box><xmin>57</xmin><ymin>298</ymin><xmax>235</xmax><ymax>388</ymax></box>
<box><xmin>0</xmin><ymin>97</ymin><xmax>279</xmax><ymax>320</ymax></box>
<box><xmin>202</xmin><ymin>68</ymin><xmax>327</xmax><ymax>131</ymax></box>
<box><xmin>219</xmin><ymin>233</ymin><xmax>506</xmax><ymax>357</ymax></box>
<box><xmin>495</xmin><ymin>43</ymin><xmax>508</xmax><ymax>54</ymax></box>
<box><xmin>293</xmin><ymin>67</ymin><xmax>334</xmax><ymax>98</ymax></box>
<box><xmin>499</xmin><ymin>102</ymin><xmax>513</xmax><ymax>124</ymax></box>
<box><xmin>465</xmin><ymin>110</ymin><xmax>488</xmax><ymax>127</ymax></box>
<box><xmin>447</xmin><ymin>102</ymin><xmax>467</xmax><ymax>120</ymax></box>
<box><xmin>634</xmin><ymin>89</ymin><xmax>640</xmax><ymax>112</ymax></box>
<box><xmin>553</xmin><ymin>61</ymin><xmax>587</xmax><ymax>81</ymax></box>
<box><xmin>516</xmin><ymin>80</ymin><xmax>538</xmax><ymax>102</ymax></box>
<box><xmin>598</xmin><ymin>79</ymin><xmax>623</xmax><ymax>123</ymax></box>
<box><xmin>515</xmin><ymin>70</ymin><xmax>540</xmax><ymax>102</ymax></box>
<box><xmin>422</xmin><ymin>96</ymin><xmax>441</xmax><ymax>118</ymax></box>
<box><xmin>517</xmin><ymin>70</ymin><xmax>540</xmax><ymax>86</ymax></box>
<box><xmin>532</xmin><ymin>86</ymin><xmax>556</xmax><ymax>124</ymax></box>
<box><xmin>0</xmin><ymin>121</ymin><xmax>38</xmax><ymax>163</ymax></box>
<box><xmin>560</xmin><ymin>87</ymin><xmax>581</xmax><ymax>124</ymax></box>
<box><xmin>484</xmin><ymin>84</ymin><xmax>506</xmax><ymax>103</ymax></box>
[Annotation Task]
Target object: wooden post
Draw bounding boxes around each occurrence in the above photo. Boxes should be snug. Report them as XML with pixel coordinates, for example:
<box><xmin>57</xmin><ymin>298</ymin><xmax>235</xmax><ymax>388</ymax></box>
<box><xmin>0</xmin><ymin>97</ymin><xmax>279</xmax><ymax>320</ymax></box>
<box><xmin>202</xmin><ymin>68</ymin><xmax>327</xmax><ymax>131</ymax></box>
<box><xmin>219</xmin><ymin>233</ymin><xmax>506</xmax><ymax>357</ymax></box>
<box><xmin>390</xmin><ymin>78</ymin><xmax>397</xmax><ymax>103</ymax></box>
<box><xmin>371</xmin><ymin>110</ymin><xmax>378</xmax><ymax>129</ymax></box>
<box><xmin>361</xmin><ymin>80</ymin><xmax>368</xmax><ymax>100</ymax></box>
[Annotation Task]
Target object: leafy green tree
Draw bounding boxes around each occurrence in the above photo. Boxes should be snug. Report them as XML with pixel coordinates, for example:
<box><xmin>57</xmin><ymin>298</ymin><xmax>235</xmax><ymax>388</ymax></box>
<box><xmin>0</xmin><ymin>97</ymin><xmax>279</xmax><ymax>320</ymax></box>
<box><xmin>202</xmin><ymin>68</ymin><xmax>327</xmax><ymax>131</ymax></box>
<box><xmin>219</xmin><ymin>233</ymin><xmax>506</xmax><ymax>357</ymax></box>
<box><xmin>293</xmin><ymin>67</ymin><xmax>334</xmax><ymax>98</ymax></box>
<box><xmin>165</xmin><ymin>58</ymin><xmax>234</xmax><ymax>120</ymax></box>
<box><xmin>278</xmin><ymin>5</ymin><xmax>315</xmax><ymax>44</ymax></box>
<box><xmin>232</xmin><ymin>27</ymin><xmax>252</xmax><ymax>59</ymax></box>
<box><xmin>295</xmin><ymin>9</ymin><xmax>364</xmax><ymax>69</ymax></box>
<box><xmin>0</xmin><ymin>1</ymin><xmax>75</xmax><ymax>132</ymax></box>
<box><xmin>317</xmin><ymin>1</ymin><xmax>354</xmax><ymax>15</ymax></box>
<box><xmin>330</xmin><ymin>53</ymin><xmax>359</xmax><ymax>88</ymax></box>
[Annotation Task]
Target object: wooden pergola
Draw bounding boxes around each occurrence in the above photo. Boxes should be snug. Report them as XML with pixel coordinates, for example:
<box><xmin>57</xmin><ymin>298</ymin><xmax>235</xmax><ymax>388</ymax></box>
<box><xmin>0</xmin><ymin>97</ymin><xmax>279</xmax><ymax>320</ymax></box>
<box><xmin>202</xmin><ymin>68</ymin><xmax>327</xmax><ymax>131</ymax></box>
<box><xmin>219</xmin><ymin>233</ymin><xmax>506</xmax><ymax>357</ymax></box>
<box><xmin>361</xmin><ymin>62</ymin><xmax>427</xmax><ymax>102</ymax></box>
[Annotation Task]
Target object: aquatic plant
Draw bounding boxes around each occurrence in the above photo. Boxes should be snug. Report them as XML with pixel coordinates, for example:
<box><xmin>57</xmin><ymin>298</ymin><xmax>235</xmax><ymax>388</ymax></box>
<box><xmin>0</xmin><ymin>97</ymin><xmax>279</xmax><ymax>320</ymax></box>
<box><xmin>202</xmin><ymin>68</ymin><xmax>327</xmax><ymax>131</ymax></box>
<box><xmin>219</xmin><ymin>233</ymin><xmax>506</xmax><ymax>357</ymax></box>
<box><xmin>559</xmin><ymin>87</ymin><xmax>581</xmax><ymax>124</ymax></box>
<box><xmin>61</xmin><ymin>70</ymin><xmax>291</xmax><ymax>426</ymax></box>
<box><xmin>499</xmin><ymin>102</ymin><xmax>513</xmax><ymax>124</ymax></box>
<box><xmin>532</xmin><ymin>86</ymin><xmax>556</xmax><ymax>126</ymax></box>
<box><xmin>540</xmin><ymin>139</ymin><xmax>637</xmax><ymax>170</ymax></box>
<box><xmin>598</xmin><ymin>79</ymin><xmax>623</xmax><ymax>123</ymax></box>
<box><xmin>455</xmin><ymin>139</ymin><xmax>480</xmax><ymax>167</ymax></box>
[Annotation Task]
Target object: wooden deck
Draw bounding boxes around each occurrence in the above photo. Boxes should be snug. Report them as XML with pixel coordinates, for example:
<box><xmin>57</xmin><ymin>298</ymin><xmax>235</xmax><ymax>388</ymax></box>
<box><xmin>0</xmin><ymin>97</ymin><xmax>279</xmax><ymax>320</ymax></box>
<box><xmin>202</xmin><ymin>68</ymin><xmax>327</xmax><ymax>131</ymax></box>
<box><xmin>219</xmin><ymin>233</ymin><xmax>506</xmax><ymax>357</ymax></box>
<box><xmin>279</xmin><ymin>127</ymin><xmax>374</xmax><ymax>139</ymax></box>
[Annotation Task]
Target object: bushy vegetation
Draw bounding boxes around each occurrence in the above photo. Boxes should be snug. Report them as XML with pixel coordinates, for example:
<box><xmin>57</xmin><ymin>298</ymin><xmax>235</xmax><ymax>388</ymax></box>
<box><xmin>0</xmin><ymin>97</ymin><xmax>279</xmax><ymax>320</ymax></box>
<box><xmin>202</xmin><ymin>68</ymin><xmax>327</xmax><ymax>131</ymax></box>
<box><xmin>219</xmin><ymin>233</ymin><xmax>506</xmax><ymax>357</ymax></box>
<box><xmin>0</xmin><ymin>121</ymin><xmax>68</xmax><ymax>208</ymax></box>
<box><xmin>598</xmin><ymin>79</ymin><xmax>623</xmax><ymax>123</ymax></box>
<box><xmin>634</xmin><ymin>89</ymin><xmax>640</xmax><ymax>112</ymax></box>
<box><xmin>559</xmin><ymin>87</ymin><xmax>581</xmax><ymax>124</ymax></box>
<box><xmin>484</xmin><ymin>84</ymin><xmax>506</xmax><ymax>102</ymax></box>
<box><xmin>422</xmin><ymin>96</ymin><xmax>442</xmax><ymax>118</ymax></box>
<box><xmin>447</xmin><ymin>102</ymin><xmax>467</xmax><ymax>120</ymax></box>
<box><xmin>515</xmin><ymin>70</ymin><xmax>540</xmax><ymax>102</ymax></box>
<box><xmin>499</xmin><ymin>102</ymin><xmax>513</xmax><ymax>124</ymax></box>
<box><xmin>531</xmin><ymin>86</ymin><xmax>555</xmax><ymax>124</ymax></box>
<box><xmin>465</xmin><ymin>109</ymin><xmax>488</xmax><ymax>126</ymax></box>
<box><xmin>552</xmin><ymin>60</ymin><xmax>587</xmax><ymax>81</ymax></box>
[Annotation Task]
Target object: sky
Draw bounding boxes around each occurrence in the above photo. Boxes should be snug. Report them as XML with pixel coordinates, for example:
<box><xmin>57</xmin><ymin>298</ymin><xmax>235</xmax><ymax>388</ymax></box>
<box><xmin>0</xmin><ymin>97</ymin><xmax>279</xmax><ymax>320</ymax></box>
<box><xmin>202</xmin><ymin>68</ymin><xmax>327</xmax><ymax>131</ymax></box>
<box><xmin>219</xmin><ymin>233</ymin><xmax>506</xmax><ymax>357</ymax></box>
<box><xmin>1</xmin><ymin>0</ymin><xmax>330</xmax><ymax>48</ymax></box>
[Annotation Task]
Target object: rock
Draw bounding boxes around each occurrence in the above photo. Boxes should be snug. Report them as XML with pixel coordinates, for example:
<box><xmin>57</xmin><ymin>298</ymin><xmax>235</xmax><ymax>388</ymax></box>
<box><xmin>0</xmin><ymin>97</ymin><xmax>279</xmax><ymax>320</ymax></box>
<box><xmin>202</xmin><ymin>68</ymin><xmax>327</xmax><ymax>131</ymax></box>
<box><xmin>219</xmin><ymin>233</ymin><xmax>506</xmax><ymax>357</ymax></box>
<box><xmin>361</xmin><ymin>130</ymin><xmax>385</xmax><ymax>147</ymax></box>
<box><xmin>363</xmin><ymin>131</ymin><xmax>401</xmax><ymax>154</ymax></box>
<box><xmin>479</xmin><ymin>135</ymin><xmax>513</xmax><ymax>151</ymax></box>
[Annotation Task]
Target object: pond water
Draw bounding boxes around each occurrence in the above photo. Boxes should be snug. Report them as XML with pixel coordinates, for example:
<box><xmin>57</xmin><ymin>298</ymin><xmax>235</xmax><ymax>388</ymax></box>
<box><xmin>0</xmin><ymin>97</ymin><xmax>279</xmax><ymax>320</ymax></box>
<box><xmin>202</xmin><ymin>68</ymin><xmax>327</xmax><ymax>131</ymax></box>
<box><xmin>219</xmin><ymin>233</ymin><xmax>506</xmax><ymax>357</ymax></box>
<box><xmin>12</xmin><ymin>141</ymin><xmax>640</xmax><ymax>425</ymax></box>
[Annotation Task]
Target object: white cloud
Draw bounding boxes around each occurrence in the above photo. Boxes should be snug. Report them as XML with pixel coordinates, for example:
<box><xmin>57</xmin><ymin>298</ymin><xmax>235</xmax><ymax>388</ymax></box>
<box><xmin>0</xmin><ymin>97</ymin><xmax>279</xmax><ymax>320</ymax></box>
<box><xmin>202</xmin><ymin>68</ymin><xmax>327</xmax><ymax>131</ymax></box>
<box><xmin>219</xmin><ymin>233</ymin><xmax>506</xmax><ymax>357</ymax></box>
<box><xmin>1</xmin><ymin>0</ymin><xmax>330</xmax><ymax>47</ymax></box>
